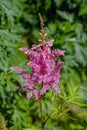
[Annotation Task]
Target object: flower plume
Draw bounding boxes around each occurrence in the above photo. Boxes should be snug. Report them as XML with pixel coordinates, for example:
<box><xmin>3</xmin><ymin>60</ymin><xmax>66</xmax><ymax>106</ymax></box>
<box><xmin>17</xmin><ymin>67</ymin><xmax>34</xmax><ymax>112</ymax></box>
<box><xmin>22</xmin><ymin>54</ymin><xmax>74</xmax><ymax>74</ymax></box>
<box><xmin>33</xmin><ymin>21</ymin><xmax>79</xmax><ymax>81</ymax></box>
<box><xmin>10</xmin><ymin>15</ymin><xmax>65</xmax><ymax>100</ymax></box>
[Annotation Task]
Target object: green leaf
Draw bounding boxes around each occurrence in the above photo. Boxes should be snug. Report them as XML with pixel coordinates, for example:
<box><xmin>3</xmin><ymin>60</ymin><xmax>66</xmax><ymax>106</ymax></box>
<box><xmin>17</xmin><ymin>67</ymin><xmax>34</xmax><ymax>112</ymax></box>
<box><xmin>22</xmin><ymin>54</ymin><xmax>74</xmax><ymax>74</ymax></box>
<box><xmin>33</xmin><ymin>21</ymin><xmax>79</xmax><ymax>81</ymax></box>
<box><xmin>71</xmin><ymin>101</ymin><xmax>87</xmax><ymax>107</ymax></box>
<box><xmin>61</xmin><ymin>85</ymin><xmax>67</xmax><ymax>98</ymax></box>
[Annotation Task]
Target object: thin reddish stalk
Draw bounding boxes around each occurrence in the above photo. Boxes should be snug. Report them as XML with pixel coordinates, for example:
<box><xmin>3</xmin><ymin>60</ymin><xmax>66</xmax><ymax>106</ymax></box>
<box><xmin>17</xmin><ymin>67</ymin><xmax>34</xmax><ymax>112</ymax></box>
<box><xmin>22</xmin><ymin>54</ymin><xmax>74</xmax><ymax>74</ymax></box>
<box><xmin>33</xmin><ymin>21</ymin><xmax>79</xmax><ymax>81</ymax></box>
<box><xmin>1</xmin><ymin>116</ymin><xmax>7</xmax><ymax>130</ymax></box>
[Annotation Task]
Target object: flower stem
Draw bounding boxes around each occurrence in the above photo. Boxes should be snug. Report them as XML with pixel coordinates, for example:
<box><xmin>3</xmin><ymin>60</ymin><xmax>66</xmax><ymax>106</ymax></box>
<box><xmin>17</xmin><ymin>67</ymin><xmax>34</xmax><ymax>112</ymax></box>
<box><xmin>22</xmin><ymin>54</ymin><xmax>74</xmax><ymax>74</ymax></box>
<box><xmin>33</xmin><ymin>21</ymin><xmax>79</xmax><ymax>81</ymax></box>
<box><xmin>39</xmin><ymin>96</ymin><xmax>44</xmax><ymax>130</ymax></box>
<box><xmin>1</xmin><ymin>116</ymin><xmax>7</xmax><ymax>130</ymax></box>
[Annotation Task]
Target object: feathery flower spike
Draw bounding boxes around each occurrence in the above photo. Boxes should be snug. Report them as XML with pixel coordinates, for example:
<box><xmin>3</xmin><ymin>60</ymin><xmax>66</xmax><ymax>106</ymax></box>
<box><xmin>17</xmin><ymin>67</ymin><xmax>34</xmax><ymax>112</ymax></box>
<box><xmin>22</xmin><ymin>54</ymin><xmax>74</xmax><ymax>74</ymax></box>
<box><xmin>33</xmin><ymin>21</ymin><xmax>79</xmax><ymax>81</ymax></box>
<box><xmin>10</xmin><ymin>15</ymin><xmax>65</xmax><ymax>100</ymax></box>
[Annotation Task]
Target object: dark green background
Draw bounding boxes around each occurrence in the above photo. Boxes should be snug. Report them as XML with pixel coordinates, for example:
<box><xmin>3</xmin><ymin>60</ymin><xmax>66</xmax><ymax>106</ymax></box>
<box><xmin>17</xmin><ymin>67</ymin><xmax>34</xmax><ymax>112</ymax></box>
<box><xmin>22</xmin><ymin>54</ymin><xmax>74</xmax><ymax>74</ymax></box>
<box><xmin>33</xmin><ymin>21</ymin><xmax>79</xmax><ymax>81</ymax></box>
<box><xmin>0</xmin><ymin>0</ymin><xmax>87</xmax><ymax>129</ymax></box>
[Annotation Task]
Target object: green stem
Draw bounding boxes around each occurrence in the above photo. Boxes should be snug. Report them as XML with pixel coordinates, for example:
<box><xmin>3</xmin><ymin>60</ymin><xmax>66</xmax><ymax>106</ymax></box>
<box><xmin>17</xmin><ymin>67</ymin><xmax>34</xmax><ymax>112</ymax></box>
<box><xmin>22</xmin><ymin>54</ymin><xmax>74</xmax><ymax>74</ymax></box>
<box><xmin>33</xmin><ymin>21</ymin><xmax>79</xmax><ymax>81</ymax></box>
<box><xmin>39</xmin><ymin>96</ymin><xmax>44</xmax><ymax>130</ymax></box>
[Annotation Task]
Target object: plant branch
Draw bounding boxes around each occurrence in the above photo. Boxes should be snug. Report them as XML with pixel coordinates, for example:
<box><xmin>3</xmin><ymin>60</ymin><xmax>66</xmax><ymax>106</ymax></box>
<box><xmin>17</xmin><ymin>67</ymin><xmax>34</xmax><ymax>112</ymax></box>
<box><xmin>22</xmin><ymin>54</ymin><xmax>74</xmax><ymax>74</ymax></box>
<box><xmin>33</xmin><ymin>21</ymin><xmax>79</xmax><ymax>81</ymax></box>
<box><xmin>39</xmin><ymin>96</ymin><xmax>44</xmax><ymax>130</ymax></box>
<box><xmin>1</xmin><ymin>116</ymin><xmax>7</xmax><ymax>130</ymax></box>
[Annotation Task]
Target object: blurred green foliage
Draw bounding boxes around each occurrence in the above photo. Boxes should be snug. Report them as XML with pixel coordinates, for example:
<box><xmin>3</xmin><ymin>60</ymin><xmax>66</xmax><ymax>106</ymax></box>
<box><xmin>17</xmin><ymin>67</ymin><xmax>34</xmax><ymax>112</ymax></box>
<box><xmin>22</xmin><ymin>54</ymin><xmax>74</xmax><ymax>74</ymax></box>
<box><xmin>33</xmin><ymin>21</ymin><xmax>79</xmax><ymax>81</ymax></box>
<box><xmin>0</xmin><ymin>0</ymin><xmax>87</xmax><ymax>130</ymax></box>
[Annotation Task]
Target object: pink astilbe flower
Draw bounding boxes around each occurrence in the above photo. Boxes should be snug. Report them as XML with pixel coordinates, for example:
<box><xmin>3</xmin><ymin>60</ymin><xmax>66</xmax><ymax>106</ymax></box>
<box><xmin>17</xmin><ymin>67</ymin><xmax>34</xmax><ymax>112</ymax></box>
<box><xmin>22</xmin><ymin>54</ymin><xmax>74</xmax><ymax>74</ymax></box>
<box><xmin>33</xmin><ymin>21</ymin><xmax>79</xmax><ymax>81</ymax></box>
<box><xmin>10</xmin><ymin>39</ymin><xmax>64</xmax><ymax>100</ymax></box>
